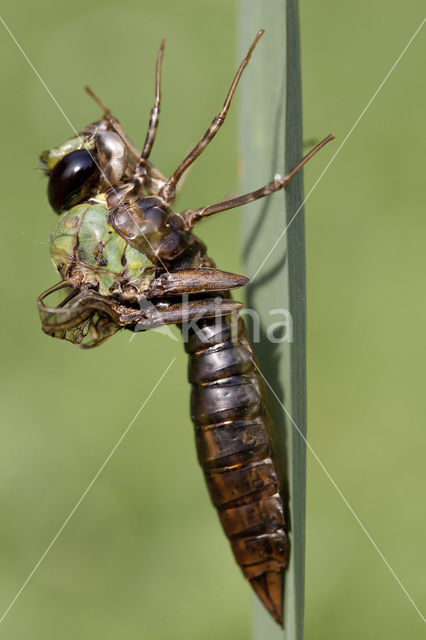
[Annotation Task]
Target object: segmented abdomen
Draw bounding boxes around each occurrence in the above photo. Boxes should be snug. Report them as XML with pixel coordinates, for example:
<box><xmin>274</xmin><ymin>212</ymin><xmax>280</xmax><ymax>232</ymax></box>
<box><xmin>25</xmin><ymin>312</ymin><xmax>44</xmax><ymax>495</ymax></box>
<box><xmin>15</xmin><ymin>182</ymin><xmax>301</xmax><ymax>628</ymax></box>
<box><xmin>184</xmin><ymin>313</ymin><xmax>287</xmax><ymax>625</ymax></box>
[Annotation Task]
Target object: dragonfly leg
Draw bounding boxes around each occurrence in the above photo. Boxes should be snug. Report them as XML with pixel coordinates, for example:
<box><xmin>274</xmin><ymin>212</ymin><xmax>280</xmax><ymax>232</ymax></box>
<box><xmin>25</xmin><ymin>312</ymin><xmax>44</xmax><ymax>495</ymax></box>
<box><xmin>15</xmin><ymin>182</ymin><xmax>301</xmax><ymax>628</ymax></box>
<box><xmin>134</xmin><ymin>297</ymin><xmax>243</xmax><ymax>330</ymax></box>
<box><xmin>159</xmin><ymin>30</ymin><xmax>264</xmax><ymax>203</ymax></box>
<box><xmin>84</xmin><ymin>84</ymin><xmax>167</xmax><ymax>191</ymax></box>
<box><xmin>84</xmin><ymin>85</ymin><xmax>112</xmax><ymax>116</ymax></box>
<box><xmin>179</xmin><ymin>134</ymin><xmax>335</xmax><ymax>228</ymax></box>
<box><xmin>84</xmin><ymin>86</ymin><xmax>142</xmax><ymax>163</ymax></box>
<box><xmin>139</xmin><ymin>38</ymin><xmax>165</xmax><ymax>163</ymax></box>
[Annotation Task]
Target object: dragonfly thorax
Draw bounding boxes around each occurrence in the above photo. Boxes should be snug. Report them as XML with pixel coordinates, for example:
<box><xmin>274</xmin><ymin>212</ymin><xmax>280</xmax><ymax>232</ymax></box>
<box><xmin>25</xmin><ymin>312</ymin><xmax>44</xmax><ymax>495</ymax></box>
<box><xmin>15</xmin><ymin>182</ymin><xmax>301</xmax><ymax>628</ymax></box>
<box><xmin>50</xmin><ymin>201</ymin><xmax>155</xmax><ymax>302</ymax></box>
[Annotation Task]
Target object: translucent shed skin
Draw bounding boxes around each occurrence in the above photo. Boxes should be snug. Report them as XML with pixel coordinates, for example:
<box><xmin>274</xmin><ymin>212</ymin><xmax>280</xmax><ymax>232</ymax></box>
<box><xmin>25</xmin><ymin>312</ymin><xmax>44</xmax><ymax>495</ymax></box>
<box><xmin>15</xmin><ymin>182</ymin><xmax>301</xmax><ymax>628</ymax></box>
<box><xmin>37</xmin><ymin>33</ymin><xmax>333</xmax><ymax>625</ymax></box>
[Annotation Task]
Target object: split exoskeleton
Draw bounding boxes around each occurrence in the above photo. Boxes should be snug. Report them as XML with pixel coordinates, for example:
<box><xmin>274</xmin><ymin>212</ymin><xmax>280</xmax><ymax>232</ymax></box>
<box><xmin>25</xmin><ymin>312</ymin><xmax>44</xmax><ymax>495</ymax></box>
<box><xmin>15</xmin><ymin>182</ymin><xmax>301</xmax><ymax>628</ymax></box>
<box><xmin>38</xmin><ymin>30</ymin><xmax>333</xmax><ymax>624</ymax></box>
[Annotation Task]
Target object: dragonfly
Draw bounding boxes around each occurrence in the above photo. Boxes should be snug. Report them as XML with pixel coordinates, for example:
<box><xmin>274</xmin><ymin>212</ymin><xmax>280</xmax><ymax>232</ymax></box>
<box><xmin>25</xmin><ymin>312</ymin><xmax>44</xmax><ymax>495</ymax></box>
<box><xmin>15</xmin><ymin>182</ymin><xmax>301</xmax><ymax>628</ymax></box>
<box><xmin>37</xmin><ymin>30</ymin><xmax>333</xmax><ymax>625</ymax></box>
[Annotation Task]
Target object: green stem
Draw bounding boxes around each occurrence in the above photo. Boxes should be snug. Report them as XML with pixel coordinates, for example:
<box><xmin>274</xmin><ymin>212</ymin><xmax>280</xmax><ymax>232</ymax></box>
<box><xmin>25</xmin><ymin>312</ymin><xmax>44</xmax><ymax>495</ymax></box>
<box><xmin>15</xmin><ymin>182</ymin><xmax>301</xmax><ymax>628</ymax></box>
<box><xmin>238</xmin><ymin>1</ymin><xmax>306</xmax><ymax>638</ymax></box>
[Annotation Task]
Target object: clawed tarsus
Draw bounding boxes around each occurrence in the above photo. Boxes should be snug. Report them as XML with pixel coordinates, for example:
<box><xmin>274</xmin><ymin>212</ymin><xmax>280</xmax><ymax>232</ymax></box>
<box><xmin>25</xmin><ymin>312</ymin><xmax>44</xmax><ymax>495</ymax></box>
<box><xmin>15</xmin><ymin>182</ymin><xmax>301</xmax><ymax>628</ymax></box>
<box><xmin>180</xmin><ymin>133</ymin><xmax>335</xmax><ymax>229</ymax></box>
<box><xmin>87</xmin><ymin>31</ymin><xmax>334</xmax><ymax>228</ymax></box>
<box><xmin>159</xmin><ymin>29</ymin><xmax>265</xmax><ymax>202</ymax></box>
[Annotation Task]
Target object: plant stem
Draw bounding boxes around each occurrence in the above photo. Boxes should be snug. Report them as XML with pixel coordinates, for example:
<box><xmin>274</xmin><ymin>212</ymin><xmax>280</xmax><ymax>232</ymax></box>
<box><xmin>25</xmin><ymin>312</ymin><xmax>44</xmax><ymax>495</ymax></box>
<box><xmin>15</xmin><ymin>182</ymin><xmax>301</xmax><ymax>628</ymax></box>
<box><xmin>238</xmin><ymin>1</ymin><xmax>306</xmax><ymax>638</ymax></box>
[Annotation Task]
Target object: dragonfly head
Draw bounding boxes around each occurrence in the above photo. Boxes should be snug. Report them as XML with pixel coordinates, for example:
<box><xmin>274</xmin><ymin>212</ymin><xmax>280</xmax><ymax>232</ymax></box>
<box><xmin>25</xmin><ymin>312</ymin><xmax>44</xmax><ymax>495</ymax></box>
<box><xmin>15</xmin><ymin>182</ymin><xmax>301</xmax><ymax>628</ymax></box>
<box><xmin>40</xmin><ymin>121</ymin><xmax>128</xmax><ymax>214</ymax></box>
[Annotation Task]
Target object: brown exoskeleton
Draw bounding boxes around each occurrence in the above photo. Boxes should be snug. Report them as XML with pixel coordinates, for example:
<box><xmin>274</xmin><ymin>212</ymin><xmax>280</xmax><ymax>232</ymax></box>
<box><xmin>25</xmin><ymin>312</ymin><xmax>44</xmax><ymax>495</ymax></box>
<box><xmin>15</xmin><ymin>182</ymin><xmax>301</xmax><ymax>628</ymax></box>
<box><xmin>38</xmin><ymin>30</ymin><xmax>333</xmax><ymax>624</ymax></box>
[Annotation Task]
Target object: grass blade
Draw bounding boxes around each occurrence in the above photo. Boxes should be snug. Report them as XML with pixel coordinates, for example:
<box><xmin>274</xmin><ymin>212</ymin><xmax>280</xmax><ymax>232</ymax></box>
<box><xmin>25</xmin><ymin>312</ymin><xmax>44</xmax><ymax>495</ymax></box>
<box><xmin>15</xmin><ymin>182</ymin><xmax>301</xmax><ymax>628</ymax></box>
<box><xmin>238</xmin><ymin>2</ymin><xmax>306</xmax><ymax>638</ymax></box>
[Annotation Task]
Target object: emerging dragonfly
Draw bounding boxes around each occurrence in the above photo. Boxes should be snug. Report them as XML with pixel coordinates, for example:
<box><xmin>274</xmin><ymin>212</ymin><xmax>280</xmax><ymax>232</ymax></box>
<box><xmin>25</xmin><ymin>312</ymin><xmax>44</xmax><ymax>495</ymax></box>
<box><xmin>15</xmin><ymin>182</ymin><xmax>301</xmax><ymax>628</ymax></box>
<box><xmin>38</xmin><ymin>30</ymin><xmax>333</xmax><ymax>625</ymax></box>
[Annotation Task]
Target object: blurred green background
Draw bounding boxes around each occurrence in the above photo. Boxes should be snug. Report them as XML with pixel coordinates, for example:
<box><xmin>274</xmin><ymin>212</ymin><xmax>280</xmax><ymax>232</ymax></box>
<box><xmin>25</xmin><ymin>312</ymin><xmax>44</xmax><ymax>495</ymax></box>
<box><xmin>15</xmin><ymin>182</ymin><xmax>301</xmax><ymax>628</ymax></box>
<box><xmin>0</xmin><ymin>1</ymin><xmax>425</xmax><ymax>638</ymax></box>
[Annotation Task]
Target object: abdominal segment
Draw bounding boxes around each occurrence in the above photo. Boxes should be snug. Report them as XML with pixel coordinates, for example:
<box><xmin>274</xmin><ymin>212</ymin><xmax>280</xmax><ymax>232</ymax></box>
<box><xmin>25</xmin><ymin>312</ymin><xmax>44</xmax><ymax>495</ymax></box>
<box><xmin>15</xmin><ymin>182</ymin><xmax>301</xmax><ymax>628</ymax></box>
<box><xmin>185</xmin><ymin>313</ymin><xmax>287</xmax><ymax>626</ymax></box>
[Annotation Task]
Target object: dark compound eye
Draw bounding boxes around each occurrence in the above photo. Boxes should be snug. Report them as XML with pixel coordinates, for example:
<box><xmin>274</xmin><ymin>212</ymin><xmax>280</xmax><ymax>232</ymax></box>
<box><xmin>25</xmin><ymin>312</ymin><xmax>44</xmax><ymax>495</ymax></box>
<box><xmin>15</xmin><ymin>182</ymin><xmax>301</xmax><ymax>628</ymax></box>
<box><xmin>47</xmin><ymin>149</ymin><xmax>99</xmax><ymax>213</ymax></box>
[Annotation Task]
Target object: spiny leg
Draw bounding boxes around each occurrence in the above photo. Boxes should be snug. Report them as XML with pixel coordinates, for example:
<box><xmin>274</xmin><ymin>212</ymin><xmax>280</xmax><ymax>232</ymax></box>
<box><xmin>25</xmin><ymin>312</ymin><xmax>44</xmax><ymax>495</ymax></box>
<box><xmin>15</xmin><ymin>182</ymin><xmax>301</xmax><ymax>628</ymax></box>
<box><xmin>160</xmin><ymin>29</ymin><xmax>264</xmax><ymax>203</ymax></box>
<box><xmin>84</xmin><ymin>85</ymin><xmax>111</xmax><ymax>116</ymax></box>
<box><xmin>84</xmin><ymin>85</ymin><xmax>167</xmax><ymax>189</ymax></box>
<box><xmin>133</xmin><ymin>298</ymin><xmax>243</xmax><ymax>330</ymax></box>
<box><xmin>140</xmin><ymin>38</ymin><xmax>165</xmax><ymax>162</ymax></box>
<box><xmin>180</xmin><ymin>133</ymin><xmax>335</xmax><ymax>228</ymax></box>
<box><xmin>85</xmin><ymin>85</ymin><xmax>141</xmax><ymax>161</ymax></box>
